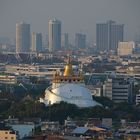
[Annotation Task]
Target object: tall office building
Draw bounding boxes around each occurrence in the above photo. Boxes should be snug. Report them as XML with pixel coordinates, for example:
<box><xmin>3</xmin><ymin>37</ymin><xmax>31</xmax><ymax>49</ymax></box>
<box><xmin>31</xmin><ymin>32</ymin><xmax>42</xmax><ymax>52</ymax></box>
<box><xmin>96</xmin><ymin>20</ymin><xmax>124</xmax><ymax>52</ymax></box>
<box><xmin>16</xmin><ymin>22</ymin><xmax>30</xmax><ymax>53</ymax></box>
<box><xmin>61</xmin><ymin>33</ymin><xmax>69</xmax><ymax>49</ymax></box>
<box><xmin>48</xmin><ymin>19</ymin><xmax>61</xmax><ymax>52</ymax></box>
<box><xmin>75</xmin><ymin>33</ymin><xmax>86</xmax><ymax>49</ymax></box>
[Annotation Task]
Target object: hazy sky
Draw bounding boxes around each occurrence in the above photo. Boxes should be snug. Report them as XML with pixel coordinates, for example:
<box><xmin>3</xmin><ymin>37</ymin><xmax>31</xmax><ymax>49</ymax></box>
<box><xmin>0</xmin><ymin>0</ymin><xmax>140</xmax><ymax>43</ymax></box>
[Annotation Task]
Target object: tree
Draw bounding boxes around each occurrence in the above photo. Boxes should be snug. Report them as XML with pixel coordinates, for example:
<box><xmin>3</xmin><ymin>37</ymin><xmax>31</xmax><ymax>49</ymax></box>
<box><xmin>93</xmin><ymin>96</ymin><xmax>114</xmax><ymax>108</ymax></box>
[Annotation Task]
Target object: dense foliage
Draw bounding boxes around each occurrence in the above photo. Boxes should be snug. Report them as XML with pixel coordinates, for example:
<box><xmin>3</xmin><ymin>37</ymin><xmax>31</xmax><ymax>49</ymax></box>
<box><xmin>0</xmin><ymin>97</ymin><xmax>140</xmax><ymax>123</ymax></box>
<box><xmin>3</xmin><ymin>100</ymin><xmax>112</xmax><ymax>123</ymax></box>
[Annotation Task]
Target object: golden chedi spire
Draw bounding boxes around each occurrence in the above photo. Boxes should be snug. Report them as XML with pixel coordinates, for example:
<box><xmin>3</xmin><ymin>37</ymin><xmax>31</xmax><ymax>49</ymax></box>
<box><xmin>63</xmin><ymin>56</ymin><xmax>73</xmax><ymax>77</ymax></box>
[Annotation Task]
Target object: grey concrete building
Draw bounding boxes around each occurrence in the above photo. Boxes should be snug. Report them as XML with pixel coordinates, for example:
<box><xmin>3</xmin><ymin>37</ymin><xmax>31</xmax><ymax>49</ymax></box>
<box><xmin>75</xmin><ymin>33</ymin><xmax>86</xmax><ymax>49</ymax></box>
<box><xmin>103</xmin><ymin>77</ymin><xmax>133</xmax><ymax>103</ymax></box>
<box><xmin>96</xmin><ymin>20</ymin><xmax>124</xmax><ymax>52</ymax></box>
<box><xmin>31</xmin><ymin>32</ymin><xmax>42</xmax><ymax>52</ymax></box>
<box><xmin>16</xmin><ymin>22</ymin><xmax>30</xmax><ymax>53</ymax></box>
<box><xmin>61</xmin><ymin>33</ymin><xmax>69</xmax><ymax>50</ymax></box>
<box><xmin>48</xmin><ymin>19</ymin><xmax>61</xmax><ymax>52</ymax></box>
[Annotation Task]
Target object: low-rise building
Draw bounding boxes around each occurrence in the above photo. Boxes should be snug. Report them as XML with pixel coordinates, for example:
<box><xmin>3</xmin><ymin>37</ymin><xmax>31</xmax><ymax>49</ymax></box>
<box><xmin>102</xmin><ymin>118</ymin><xmax>112</xmax><ymax>128</ymax></box>
<box><xmin>41</xmin><ymin>121</ymin><xmax>59</xmax><ymax>132</ymax></box>
<box><xmin>86</xmin><ymin>85</ymin><xmax>102</xmax><ymax>97</ymax></box>
<box><xmin>64</xmin><ymin>117</ymin><xmax>76</xmax><ymax>128</ymax></box>
<box><xmin>0</xmin><ymin>75</ymin><xmax>17</xmax><ymax>84</ymax></box>
<box><xmin>9</xmin><ymin>124</ymin><xmax>35</xmax><ymax>139</ymax></box>
<box><xmin>0</xmin><ymin>130</ymin><xmax>17</xmax><ymax>140</ymax></box>
<box><xmin>103</xmin><ymin>77</ymin><xmax>133</xmax><ymax>103</ymax></box>
<box><xmin>118</xmin><ymin>41</ymin><xmax>135</xmax><ymax>56</ymax></box>
<box><xmin>136</xmin><ymin>94</ymin><xmax>140</xmax><ymax>105</ymax></box>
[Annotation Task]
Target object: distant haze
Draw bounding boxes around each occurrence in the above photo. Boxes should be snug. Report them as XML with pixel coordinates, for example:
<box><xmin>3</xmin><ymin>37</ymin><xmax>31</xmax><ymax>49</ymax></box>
<box><xmin>0</xmin><ymin>0</ymin><xmax>140</xmax><ymax>43</ymax></box>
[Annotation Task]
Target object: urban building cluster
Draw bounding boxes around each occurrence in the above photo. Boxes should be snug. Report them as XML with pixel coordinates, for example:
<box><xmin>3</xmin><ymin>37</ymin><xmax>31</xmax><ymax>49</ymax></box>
<box><xmin>0</xmin><ymin>19</ymin><xmax>140</xmax><ymax>139</ymax></box>
<box><xmin>0</xmin><ymin>117</ymin><xmax>113</xmax><ymax>140</ymax></box>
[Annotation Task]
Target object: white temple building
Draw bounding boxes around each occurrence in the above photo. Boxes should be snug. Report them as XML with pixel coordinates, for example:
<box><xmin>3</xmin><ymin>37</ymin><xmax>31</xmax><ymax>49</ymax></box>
<box><xmin>40</xmin><ymin>57</ymin><xmax>100</xmax><ymax>108</ymax></box>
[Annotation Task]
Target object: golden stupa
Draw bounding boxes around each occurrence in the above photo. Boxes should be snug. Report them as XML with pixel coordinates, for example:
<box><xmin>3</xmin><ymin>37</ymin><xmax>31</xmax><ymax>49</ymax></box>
<box><xmin>53</xmin><ymin>56</ymin><xmax>84</xmax><ymax>83</ymax></box>
<box><xmin>41</xmin><ymin>56</ymin><xmax>100</xmax><ymax>107</ymax></box>
<box><xmin>63</xmin><ymin>56</ymin><xmax>73</xmax><ymax>76</ymax></box>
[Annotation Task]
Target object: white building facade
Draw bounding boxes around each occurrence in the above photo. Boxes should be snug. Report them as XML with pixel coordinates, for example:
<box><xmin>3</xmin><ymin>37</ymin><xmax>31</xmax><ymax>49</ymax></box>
<box><xmin>118</xmin><ymin>41</ymin><xmax>135</xmax><ymax>56</ymax></box>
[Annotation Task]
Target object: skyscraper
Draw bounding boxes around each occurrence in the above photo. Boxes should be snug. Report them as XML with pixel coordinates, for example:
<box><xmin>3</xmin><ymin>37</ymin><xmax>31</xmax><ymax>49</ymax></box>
<box><xmin>48</xmin><ymin>19</ymin><xmax>61</xmax><ymax>52</ymax></box>
<box><xmin>61</xmin><ymin>33</ymin><xmax>69</xmax><ymax>49</ymax></box>
<box><xmin>31</xmin><ymin>32</ymin><xmax>42</xmax><ymax>52</ymax></box>
<box><xmin>96</xmin><ymin>20</ymin><xmax>124</xmax><ymax>52</ymax></box>
<box><xmin>75</xmin><ymin>33</ymin><xmax>86</xmax><ymax>49</ymax></box>
<box><xmin>16</xmin><ymin>22</ymin><xmax>30</xmax><ymax>53</ymax></box>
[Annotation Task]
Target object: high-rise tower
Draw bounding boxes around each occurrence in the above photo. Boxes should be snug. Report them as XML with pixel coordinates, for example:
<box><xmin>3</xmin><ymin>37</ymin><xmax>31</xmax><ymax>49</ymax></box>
<box><xmin>61</xmin><ymin>33</ymin><xmax>69</xmax><ymax>50</ymax></box>
<box><xmin>75</xmin><ymin>33</ymin><xmax>86</xmax><ymax>49</ymax></box>
<box><xmin>31</xmin><ymin>32</ymin><xmax>42</xmax><ymax>52</ymax></box>
<box><xmin>16</xmin><ymin>22</ymin><xmax>30</xmax><ymax>53</ymax></box>
<box><xmin>96</xmin><ymin>20</ymin><xmax>124</xmax><ymax>52</ymax></box>
<box><xmin>48</xmin><ymin>19</ymin><xmax>61</xmax><ymax>52</ymax></box>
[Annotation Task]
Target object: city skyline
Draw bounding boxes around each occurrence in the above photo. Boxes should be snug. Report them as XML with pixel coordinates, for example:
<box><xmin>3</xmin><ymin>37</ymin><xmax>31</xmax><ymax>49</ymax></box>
<box><xmin>0</xmin><ymin>0</ymin><xmax>140</xmax><ymax>43</ymax></box>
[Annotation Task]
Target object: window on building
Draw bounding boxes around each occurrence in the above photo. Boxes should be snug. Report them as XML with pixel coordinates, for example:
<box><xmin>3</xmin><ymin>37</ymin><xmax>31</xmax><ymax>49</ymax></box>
<box><xmin>5</xmin><ymin>132</ymin><xmax>8</xmax><ymax>134</ymax></box>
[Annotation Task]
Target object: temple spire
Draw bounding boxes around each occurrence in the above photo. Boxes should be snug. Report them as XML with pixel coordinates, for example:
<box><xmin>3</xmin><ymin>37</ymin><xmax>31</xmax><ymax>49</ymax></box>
<box><xmin>63</xmin><ymin>56</ymin><xmax>73</xmax><ymax>77</ymax></box>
